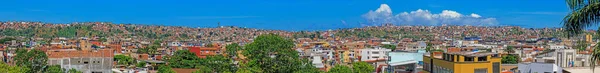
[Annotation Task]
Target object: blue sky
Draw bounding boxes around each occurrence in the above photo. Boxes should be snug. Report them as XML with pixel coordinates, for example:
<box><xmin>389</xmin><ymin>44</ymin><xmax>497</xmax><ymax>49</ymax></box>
<box><xmin>0</xmin><ymin>0</ymin><xmax>570</xmax><ymax>31</ymax></box>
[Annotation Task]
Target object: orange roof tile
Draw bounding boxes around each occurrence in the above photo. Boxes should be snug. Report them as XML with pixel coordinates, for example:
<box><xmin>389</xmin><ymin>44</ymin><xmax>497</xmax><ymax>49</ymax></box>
<box><xmin>47</xmin><ymin>49</ymin><xmax>114</xmax><ymax>58</ymax></box>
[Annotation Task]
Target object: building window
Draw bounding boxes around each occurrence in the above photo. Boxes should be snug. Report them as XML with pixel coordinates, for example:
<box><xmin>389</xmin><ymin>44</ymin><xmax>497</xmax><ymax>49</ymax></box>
<box><xmin>475</xmin><ymin>68</ymin><xmax>488</xmax><ymax>73</ymax></box>
<box><xmin>372</xmin><ymin>52</ymin><xmax>379</xmax><ymax>54</ymax></box>
<box><xmin>465</xmin><ymin>57</ymin><xmax>474</xmax><ymax>62</ymax></box>
<box><xmin>478</xmin><ymin>57</ymin><xmax>487</xmax><ymax>61</ymax></box>
<box><xmin>423</xmin><ymin>63</ymin><xmax>430</xmax><ymax>72</ymax></box>
<box><xmin>493</xmin><ymin>62</ymin><xmax>500</xmax><ymax>73</ymax></box>
<box><xmin>450</xmin><ymin>55</ymin><xmax>454</xmax><ymax>62</ymax></box>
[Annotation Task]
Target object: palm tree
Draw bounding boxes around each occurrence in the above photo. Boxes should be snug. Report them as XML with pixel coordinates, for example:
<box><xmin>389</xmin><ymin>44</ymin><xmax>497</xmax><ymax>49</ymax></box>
<box><xmin>563</xmin><ymin>0</ymin><xmax>600</xmax><ymax>72</ymax></box>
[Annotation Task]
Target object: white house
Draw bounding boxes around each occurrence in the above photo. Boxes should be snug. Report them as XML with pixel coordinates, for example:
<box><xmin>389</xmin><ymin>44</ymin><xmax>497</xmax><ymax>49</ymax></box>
<box><xmin>360</xmin><ymin>47</ymin><xmax>392</xmax><ymax>61</ymax></box>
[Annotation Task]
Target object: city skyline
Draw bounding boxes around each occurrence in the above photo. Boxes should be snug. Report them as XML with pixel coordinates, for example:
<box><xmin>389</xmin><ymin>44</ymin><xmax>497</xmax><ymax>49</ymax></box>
<box><xmin>0</xmin><ymin>0</ymin><xmax>571</xmax><ymax>31</ymax></box>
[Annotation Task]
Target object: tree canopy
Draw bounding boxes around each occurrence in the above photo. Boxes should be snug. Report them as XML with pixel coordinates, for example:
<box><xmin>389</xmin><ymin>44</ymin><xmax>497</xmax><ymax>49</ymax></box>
<box><xmin>327</xmin><ymin>65</ymin><xmax>352</xmax><ymax>73</ymax></box>
<box><xmin>381</xmin><ymin>44</ymin><xmax>396</xmax><ymax>50</ymax></box>
<box><xmin>137</xmin><ymin>61</ymin><xmax>147</xmax><ymax>68</ymax></box>
<box><xmin>166</xmin><ymin>50</ymin><xmax>201</xmax><ymax>68</ymax></box>
<box><xmin>114</xmin><ymin>55</ymin><xmax>135</xmax><ymax>66</ymax></box>
<box><xmin>46</xmin><ymin>65</ymin><xmax>64</xmax><ymax>73</ymax></box>
<box><xmin>352</xmin><ymin>62</ymin><xmax>375</xmax><ymax>73</ymax></box>
<box><xmin>68</xmin><ymin>68</ymin><xmax>83</xmax><ymax>73</ymax></box>
<box><xmin>13</xmin><ymin>49</ymin><xmax>48</xmax><ymax>73</ymax></box>
<box><xmin>199</xmin><ymin>55</ymin><xmax>235</xmax><ymax>72</ymax></box>
<box><xmin>225</xmin><ymin>43</ymin><xmax>242</xmax><ymax>58</ymax></box>
<box><xmin>243</xmin><ymin>34</ymin><xmax>305</xmax><ymax>73</ymax></box>
<box><xmin>0</xmin><ymin>62</ymin><xmax>29</xmax><ymax>73</ymax></box>
<box><xmin>158</xmin><ymin>65</ymin><xmax>176</xmax><ymax>73</ymax></box>
<box><xmin>501</xmin><ymin>55</ymin><xmax>519</xmax><ymax>64</ymax></box>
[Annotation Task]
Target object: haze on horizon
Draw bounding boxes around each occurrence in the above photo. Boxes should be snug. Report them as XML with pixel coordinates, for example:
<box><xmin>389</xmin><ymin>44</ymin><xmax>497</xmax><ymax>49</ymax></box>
<box><xmin>0</xmin><ymin>0</ymin><xmax>570</xmax><ymax>30</ymax></box>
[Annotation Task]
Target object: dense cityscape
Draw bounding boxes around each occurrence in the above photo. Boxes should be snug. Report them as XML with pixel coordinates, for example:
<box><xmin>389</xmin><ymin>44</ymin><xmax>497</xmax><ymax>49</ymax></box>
<box><xmin>0</xmin><ymin>20</ymin><xmax>596</xmax><ymax>73</ymax></box>
<box><xmin>1</xmin><ymin>0</ymin><xmax>600</xmax><ymax>73</ymax></box>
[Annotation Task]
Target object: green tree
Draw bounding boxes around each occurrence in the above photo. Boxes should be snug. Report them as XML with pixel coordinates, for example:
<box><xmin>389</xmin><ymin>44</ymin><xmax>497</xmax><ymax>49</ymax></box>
<box><xmin>114</xmin><ymin>55</ymin><xmax>135</xmax><ymax>66</ymax></box>
<box><xmin>46</xmin><ymin>65</ymin><xmax>64</xmax><ymax>73</ymax></box>
<box><xmin>352</xmin><ymin>62</ymin><xmax>374</xmax><ymax>73</ymax></box>
<box><xmin>158</xmin><ymin>65</ymin><xmax>176</xmax><ymax>73</ymax></box>
<box><xmin>501</xmin><ymin>55</ymin><xmax>519</xmax><ymax>64</ymax></box>
<box><xmin>137</xmin><ymin>61</ymin><xmax>147</xmax><ymax>68</ymax></box>
<box><xmin>14</xmin><ymin>49</ymin><xmax>48</xmax><ymax>73</ymax></box>
<box><xmin>200</xmin><ymin>55</ymin><xmax>235</xmax><ymax>72</ymax></box>
<box><xmin>148</xmin><ymin>40</ymin><xmax>161</xmax><ymax>54</ymax></box>
<box><xmin>575</xmin><ymin>40</ymin><xmax>588</xmax><ymax>51</ymax></box>
<box><xmin>0</xmin><ymin>37</ymin><xmax>15</xmax><ymax>43</ymax></box>
<box><xmin>235</xmin><ymin>62</ymin><xmax>263</xmax><ymax>73</ymax></box>
<box><xmin>99</xmin><ymin>37</ymin><xmax>108</xmax><ymax>42</ymax></box>
<box><xmin>226</xmin><ymin>43</ymin><xmax>242</xmax><ymax>58</ymax></box>
<box><xmin>381</xmin><ymin>44</ymin><xmax>396</xmax><ymax>50</ymax></box>
<box><xmin>167</xmin><ymin>50</ymin><xmax>201</xmax><ymax>68</ymax></box>
<box><xmin>0</xmin><ymin>62</ymin><xmax>29</xmax><ymax>73</ymax></box>
<box><xmin>293</xmin><ymin>59</ymin><xmax>323</xmax><ymax>73</ymax></box>
<box><xmin>68</xmin><ymin>68</ymin><xmax>83</xmax><ymax>73</ymax></box>
<box><xmin>193</xmin><ymin>66</ymin><xmax>213</xmax><ymax>73</ymax></box>
<box><xmin>327</xmin><ymin>65</ymin><xmax>352</xmax><ymax>73</ymax></box>
<box><xmin>505</xmin><ymin>46</ymin><xmax>515</xmax><ymax>54</ymax></box>
<box><xmin>425</xmin><ymin>43</ymin><xmax>433</xmax><ymax>52</ymax></box>
<box><xmin>243</xmin><ymin>34</ymin><xmax>303</xmax><ymax>73</ymax></box>
<box><xmin>562</xmin><ymin>0</ymin><xmax>600</xmax><ymax>70</ymax></box>
<box><xmin>137</xmin><ymin>47</ymin><xmax>149</xmax><ymax>54</ymax></box>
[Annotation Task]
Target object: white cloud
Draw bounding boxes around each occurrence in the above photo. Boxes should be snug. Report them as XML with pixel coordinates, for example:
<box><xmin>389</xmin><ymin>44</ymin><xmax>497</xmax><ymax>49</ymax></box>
<box><xmin>362</xmin><ymin>4</ymin><xmax>499</xmax><ymax>26</ymax></box>
<box><xmin>375</xmin><ymin>4</ymin><xmax>392</xmax><ymax>13</ymax></box>
<box><xmin>470</xmin><ymin>13</ymin><xmax>482</xmax><ymax>18</ymax></box>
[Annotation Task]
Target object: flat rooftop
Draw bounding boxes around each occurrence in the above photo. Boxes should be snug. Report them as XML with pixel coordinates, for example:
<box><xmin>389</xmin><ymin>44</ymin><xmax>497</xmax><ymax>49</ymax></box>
<box><xmin>446</xmin><ymin>52</ymin><xmax>497</xmax><ymax>57</ymax></box>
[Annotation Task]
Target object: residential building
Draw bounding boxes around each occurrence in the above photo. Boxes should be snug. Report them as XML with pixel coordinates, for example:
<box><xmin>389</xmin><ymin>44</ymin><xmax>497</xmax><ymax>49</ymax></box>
<box><xmin>534</xmin><ymin>49</ymin><xmax>577</xmax><ymax>67</ymax></box>
<box><xmin>187</xmin><ymin>46</ymin><xmax>219</xmax><ymax>58</ymax></box>
<box><xmin>360</xmin><ymin>47</ymin><xmax>392</xmax><ymax>61</ymax></box>
<box><xmin>46</xmin><ymin>49</ymin><xmax>114</xmax><ymax>73</ymax></box>
<box><xmin>387</xmin><ymin>49</ymin><xmax>425</xmax><ymax>73</ymax></box>
<box><xmin>517</xmin><ymin>63</ymin><xmax>563</xmax><ymax>73</ymax></box>
<box><xmin>423</xmin><ymin>51</ymin><xmax>502</xmax><ymax>73</ymax></box>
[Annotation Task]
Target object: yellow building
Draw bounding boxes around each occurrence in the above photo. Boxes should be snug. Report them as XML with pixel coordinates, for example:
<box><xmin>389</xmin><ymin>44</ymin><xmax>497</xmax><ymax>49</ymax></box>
<box><xmin>423</xmin><ymin>52</ymin><xmax>502</xmax><ymax>73</ymax></box>
<box><xmin>586</xmin><ymin>34</ymin><xmax>593</xmax><ymax>43</ymax></box>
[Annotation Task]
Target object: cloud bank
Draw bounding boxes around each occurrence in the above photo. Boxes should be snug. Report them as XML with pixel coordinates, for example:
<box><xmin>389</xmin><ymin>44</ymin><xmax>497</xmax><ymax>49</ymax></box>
<box><xmin>362</xmin><ymin>4</ymin><xmax>499</xmax><ymax>26</ymax></box>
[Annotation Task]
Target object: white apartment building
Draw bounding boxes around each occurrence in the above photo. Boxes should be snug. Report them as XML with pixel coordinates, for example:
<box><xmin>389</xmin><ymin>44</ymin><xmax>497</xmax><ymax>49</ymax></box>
<box><xmin>535</xmin><ymin>49</ymin><xmax>577</xmax><ymax>67</ymax></box>
<box><xmin>360</xmin><ymin>47</ymin><xmax>392</xmax><ymax>61</ymax></box>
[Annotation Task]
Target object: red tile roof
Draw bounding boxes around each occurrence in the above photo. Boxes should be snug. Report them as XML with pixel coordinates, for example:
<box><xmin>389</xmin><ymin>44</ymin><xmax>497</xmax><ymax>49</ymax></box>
<box><xmin>47</xmin><ymin>49</ymin><xmax>114</xmax><ymax>58</ymax></box>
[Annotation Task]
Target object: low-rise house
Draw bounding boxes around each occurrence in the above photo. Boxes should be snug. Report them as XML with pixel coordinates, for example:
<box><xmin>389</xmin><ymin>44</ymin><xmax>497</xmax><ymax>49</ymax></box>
<box><xmin>187</xmin><ymin>46</ymin><xmax>219</xmax><ymax>58</ymax></box>
<box><xmin>46</xmin><ymin>49</ymin><xmax>114</xmax><ymax>73</ymax></box>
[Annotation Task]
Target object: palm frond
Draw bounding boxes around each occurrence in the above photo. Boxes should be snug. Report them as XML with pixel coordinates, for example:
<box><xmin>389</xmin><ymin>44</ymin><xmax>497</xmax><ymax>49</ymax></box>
<box><xmin>563</xmin><ymin>3</ymin><xmax>600</xmax><ymax>36</ymax></box>
<box><xmin>592</xmin><ymin>42</ymin><xmax>600</xmax><ymax>72</ymax></box>
<box><xmin>567</xmin><ymin>0</ymin><xmax>586</xmax><ymax>10</ymax></box>
<box><xmin>567</xmin><ymin>0</ymin><xmax>600</xmax><ymax>10</ymax></box>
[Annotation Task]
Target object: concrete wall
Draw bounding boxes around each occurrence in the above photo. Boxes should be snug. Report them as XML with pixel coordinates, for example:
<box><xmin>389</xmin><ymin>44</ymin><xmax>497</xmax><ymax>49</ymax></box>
<box><xmin>518</xmin><ymin>63</ymin><xmax>562</xmax><ymax>73</ymax></box>
<box><xmin>48</xmin><ymin>57</ymin><xmax>113</xmax><ymax>73</ymax></box>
